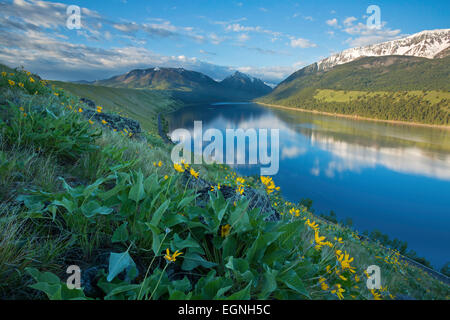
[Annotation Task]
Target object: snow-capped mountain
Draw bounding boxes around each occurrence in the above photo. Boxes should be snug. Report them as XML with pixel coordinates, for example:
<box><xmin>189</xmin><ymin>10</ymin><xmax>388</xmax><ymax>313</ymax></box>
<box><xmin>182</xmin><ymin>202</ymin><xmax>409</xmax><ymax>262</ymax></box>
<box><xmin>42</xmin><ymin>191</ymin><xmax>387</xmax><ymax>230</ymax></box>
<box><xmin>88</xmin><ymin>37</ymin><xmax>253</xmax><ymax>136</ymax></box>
<box><xmin>317</xmin><ymin>29</ymin><xmax>450</xmax><ymax>71</ymax></box>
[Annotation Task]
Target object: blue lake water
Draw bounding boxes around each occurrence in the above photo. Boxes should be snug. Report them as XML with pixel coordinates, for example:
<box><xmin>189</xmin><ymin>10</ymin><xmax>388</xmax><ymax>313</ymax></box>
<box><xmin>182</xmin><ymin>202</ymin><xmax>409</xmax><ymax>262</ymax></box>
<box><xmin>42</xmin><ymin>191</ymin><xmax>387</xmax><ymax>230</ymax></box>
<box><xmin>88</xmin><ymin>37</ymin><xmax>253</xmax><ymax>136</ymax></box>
<box><xmin>167</xmin><ymin>102</ymin><xmax>450</xmax><ymax>268</ymax></box>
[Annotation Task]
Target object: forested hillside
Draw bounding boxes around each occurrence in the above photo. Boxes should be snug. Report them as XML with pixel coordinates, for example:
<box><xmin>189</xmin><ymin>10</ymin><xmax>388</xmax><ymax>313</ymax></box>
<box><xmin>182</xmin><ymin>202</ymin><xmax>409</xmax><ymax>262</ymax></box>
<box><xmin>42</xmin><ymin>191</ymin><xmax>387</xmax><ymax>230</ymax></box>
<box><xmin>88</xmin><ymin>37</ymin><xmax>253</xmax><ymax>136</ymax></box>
<box><xmin>258</xmin><ymin>56</ymin><xmax>450</xmax><ymax>125</ymax></box>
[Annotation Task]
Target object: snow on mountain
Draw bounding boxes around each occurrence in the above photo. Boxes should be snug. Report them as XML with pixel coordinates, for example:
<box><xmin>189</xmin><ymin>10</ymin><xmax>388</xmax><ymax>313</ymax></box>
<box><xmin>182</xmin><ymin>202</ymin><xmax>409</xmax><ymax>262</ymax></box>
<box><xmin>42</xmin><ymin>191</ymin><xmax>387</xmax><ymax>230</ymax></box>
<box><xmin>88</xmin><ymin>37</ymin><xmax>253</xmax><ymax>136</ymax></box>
<box><xmin>317</xmin><ymin>29</ymin><xmax>450</xmax><ymax>71</ymax></box>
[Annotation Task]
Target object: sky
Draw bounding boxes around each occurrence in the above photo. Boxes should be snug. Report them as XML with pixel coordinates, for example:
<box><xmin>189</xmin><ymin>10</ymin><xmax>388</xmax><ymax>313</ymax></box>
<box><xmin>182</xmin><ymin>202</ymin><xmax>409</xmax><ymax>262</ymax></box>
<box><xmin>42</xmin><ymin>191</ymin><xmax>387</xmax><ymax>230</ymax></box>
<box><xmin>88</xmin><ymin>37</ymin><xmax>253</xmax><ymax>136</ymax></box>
<box><xmin>0</xmin><ymin>0</ymin><xmax>449</xmax><ymax>84</ymax></box>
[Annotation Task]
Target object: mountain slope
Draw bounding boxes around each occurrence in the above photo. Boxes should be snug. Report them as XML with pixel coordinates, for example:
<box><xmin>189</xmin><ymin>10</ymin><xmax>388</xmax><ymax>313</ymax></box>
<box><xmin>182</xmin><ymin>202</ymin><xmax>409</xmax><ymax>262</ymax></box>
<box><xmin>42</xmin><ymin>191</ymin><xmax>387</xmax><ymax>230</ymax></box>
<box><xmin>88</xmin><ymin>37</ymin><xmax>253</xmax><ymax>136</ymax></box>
<box><xmin>258</xmin><ymin>55</ymin><xmax>450</xmax><ymax>125</ymax></box>
<box><xmin>318</xmin><ymin>29</ymin><xmax>450</xmax><ymax>71</ymax></box>
<box><xmin>96</xmin><ymin>67</ymin><xmax>218</xmax><ymax>92</ymax></box>
<box><xmin>51</xmin><ymin>81</ymin><xmax>179</xmax><ymax>132</ymax></box>
<box><xmin>95</xmin><ymin>67</ymin><xmax>271</xmax><ymax>102</ymax></box>
<box><xmin>220</xmin><ymin>71</ymin><xmax>272</xmax><ymax>97</ymax></box>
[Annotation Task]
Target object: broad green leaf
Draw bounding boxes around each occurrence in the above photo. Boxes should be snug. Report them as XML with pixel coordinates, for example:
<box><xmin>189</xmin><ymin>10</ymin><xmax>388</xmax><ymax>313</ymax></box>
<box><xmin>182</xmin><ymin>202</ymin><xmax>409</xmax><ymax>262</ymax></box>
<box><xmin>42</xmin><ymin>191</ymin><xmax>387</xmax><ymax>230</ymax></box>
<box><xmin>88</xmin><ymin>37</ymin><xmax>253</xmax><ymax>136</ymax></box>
<box><xmin>258</xmin><ymin>266</ymin><xmax>278</xmax><ymax>299</ymax></box>
<box><xmin>171</xmin><ymin>233</ymin><xmax>201</xmax><ymax>251</ymax></box>
<box><xmin>226</xmin><ymin>282</ymin><xmax>252</xmax><ymax>300</ymax></box>
<box><xmin>177</xmin><ymin>194</ymin><xmax>198</xmax><ymax>210</ymax></box>
<box><xmin>81</xmin><ymin>200</ymin><xmax>113</xmax><ymax>218</ymax></box>
<box><xmin>129</xmin><ymin>171</ymin><xmax>146</xmax><ymax>203</ymax></box>
<box><xmin>150</xmin><ymin>199</ymin><xmax>170</xmax><ymax>227</ymax></box>
<box><xmin>107</xmin><ymin>251</ymin><xmax>138</xmax><ymax>282</ymax></box>
<box><xmin>112</xmin><ymin>222</ymin><xmax>129</xmax><ymax>243</ymax></box>
<box><xmin>181</xmin><ymin>251</ymin><xmax>217</xmax><ymax>271</ymax></box>
<box><xmin>279</xmin><ymin>269</ymin><xmax>310</xmax><ymax>299</ymax></box>
<box><xmin>145</xmin><ymin>223</ymin><xmax>161</xmax><ymax>255</ymax></box>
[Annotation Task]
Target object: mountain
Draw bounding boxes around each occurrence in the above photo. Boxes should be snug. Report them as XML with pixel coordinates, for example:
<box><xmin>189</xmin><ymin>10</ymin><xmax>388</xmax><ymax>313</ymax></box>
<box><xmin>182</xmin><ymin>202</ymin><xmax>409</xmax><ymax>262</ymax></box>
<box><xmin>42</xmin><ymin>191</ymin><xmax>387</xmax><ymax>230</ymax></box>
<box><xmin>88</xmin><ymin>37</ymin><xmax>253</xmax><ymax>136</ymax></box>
<box><xmin>95</xmin><ymin>67</ymin><xmax>271</xmax><ymax>102</ymax></box>
<box><xmin>258</xmin><ymin>29</ymin><xmax>450</xmax><ymax>126</ymax></box>
<box><xmin>258</xmin><ymin>55</ymin><xmax>450</xmax><ymax>125</ymax></box>
<box><xmin>318</xmin><ymin>29</ymin><xmax>450</xmax><ymax>71</ymax></box>
<box><xmin>96</xmin><ymin>67</ymin><xmax>218</xmax><ymax>92</ymax></box>
<box><xmin>220</xmin><ymin>71</ymin><xmax>272</xmax><ymax>97</ymax></box>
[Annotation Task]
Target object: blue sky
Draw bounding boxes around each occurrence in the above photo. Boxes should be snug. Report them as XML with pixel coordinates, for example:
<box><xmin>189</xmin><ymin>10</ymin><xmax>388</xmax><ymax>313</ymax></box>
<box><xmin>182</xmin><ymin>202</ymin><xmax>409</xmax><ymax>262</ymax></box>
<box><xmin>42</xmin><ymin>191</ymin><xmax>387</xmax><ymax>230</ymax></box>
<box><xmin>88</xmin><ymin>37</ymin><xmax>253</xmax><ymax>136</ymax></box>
<box><xmin>0</xmin><ymin>0</ymin><xmax>449</xmax><ymax>83</ymax></box>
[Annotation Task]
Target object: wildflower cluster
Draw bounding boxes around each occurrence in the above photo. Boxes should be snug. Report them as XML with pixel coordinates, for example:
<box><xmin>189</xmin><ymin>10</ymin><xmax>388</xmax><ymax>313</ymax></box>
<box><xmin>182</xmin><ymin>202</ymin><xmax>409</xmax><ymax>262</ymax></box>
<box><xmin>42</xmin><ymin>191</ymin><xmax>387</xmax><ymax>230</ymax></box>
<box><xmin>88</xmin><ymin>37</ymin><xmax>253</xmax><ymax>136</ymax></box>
<box><xmin>260</xmin><ymin>176</ymin><xmax>280</xmax><ymax>194</ymax></box>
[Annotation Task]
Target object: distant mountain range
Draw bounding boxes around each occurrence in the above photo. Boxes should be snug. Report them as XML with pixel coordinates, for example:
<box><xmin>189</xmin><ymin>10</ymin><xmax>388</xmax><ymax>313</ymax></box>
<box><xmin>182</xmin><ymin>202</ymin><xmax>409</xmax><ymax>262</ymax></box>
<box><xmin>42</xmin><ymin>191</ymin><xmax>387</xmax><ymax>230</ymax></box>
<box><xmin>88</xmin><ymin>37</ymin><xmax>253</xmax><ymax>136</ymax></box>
<box><xmin>258</xmin><ymin>29</ymin><xmax>450</xmax><ymax>126</ymax></box>
<box><xmin>94</xmin><ymin>68</ymin><xmax>272</xmax><ymax>102</ymax></box>
<box><xmin>317</xmin><ymin>29</ymin><xmax>450</xmax><ymax>71</ymax></box>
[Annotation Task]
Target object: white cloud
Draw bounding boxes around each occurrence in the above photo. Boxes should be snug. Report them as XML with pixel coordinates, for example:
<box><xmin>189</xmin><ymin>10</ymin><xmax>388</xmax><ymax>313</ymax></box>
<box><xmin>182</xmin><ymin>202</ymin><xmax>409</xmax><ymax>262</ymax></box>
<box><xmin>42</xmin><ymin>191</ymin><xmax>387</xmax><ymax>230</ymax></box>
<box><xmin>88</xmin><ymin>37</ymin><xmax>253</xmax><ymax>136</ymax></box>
<box><xmin>290</xmin><ymin>37</ymin><xmax>317</xmax><ymax>48</ymax></box>
<box><xmin>326</xmin><ymin>18</ymin><xmax>338</xmax><ymax>27</ymax></box>
<box><xmin>343</xmin><ymin>16</ymin><xmax>357</xmax><ymax>27</ymax></box>
<box><xmin>238</xmin><ymin>33</ymin><xmax>250</xmax><ymax>42</ymax></box>
<box><xmin>343</xmin><ymin>22</ymin><xmax>402</xmax><ymax>47</ymax></box>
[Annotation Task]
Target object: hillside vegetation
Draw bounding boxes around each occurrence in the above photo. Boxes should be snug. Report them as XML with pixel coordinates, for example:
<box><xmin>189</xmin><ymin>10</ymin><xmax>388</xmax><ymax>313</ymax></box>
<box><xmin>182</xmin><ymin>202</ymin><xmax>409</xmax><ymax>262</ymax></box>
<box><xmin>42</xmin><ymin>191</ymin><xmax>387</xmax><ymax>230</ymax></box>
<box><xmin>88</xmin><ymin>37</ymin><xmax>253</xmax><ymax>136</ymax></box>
<box><xmin>0</xmin><ymin>65</ymin><xmax>448</xmax><ymax>300</ymax></box>
<box><xmin>258</xmin><ymin>56</ymin><xmax>450</xmax><ymax>125</ymax></box>
<box><xmin>51</xmin><ymin>81</ymin><xmax>180</xmax><ymax>133</ymax></box>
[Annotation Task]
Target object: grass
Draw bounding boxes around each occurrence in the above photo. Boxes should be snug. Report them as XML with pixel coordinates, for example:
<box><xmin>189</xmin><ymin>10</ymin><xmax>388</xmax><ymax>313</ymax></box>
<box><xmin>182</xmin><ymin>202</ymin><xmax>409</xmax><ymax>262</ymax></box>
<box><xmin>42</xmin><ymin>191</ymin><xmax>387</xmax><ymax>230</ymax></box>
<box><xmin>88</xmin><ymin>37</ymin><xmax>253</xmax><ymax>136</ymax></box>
<box><xmin>0</xmin><ymin>65</ymin><xmax>449</xmax><ymax>300</ymax></box>
<box><xmin>51</xmin><ymin>81</ymin><xmax>181</xmax><ymax>133</ymax></box>
<box><xmin>315</xmin><ymin>89</ymin><xmax>450</xmax><ymax>106</ymax></box>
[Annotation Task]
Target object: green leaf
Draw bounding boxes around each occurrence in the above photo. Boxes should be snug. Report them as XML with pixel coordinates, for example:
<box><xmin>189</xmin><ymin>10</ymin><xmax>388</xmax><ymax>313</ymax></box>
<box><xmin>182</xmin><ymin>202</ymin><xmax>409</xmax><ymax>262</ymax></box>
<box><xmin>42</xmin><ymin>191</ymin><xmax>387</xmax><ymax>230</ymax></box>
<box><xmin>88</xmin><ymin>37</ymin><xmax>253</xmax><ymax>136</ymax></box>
<box><xmin>169</xmin><ymin>290</ymin><xmax>192</xmax><ymax>300</ymax></box>
<box><xmin>81</xmin><ymin>200</ymin><xmax>113</xmax><ymax>218</ymax></box>
<box><xmin>257</xmin><ymin>266</ymin><xmax>278</xmax><ymax>299</ymax></box>
<box><xmin>145</xmin><ymin>223</ymin><xmax>161</xmax><ymax>255</ymax></box>
<box><xmin>52</xmin><ymin>197</ymin><xmax>75</xmax><ymax>214</ymax></box>
<box><xmin>150</xmin><ymin>199</ymin><xmax>170</xmax><ymax>227</ymax></box>
<box><xmin>144</xmin><ymin>173</ymin><xmax>160</xmax><ymax>194</ymax></box>
<box><xmin>129</xmin><ymin>171</ymin><xmax>146</xmax><ymax>203</ymax></box>
<box><xmin>112</xmin><ymin>222</ymin><xmax>129</xmax><ymax>243</ymax></box>
<box><xmin>171</xmin><ymin>234</ymin><xmax>201</xmax><ymax>251</ymax></box>
<box><xmin>229</xmin><ymin>200</ymin><xmax>250</xmax><ymax>233</ymax></box>
<box><xmin>181</xmin><ymin>251</ymin><xmax>218</xmax><ymax>271</ymax></box>
<box><xmin>177</xmin><ymin>194</ymin><xmax>198</xmax><ymax>210</ymax></box>
<box><xmin>226</xmin><ymin>282</ymin><xmax>252</xmax><ymax>300</ymax></box>
<box><xmin>279</xmin><ymin>269</ymin><xmax>310</xmax><ymax>298</ymax></box>
<box><xmin>107</xmin><ymin>251</ymin><xmax>138</xmax><ymax>282</ymax></box>
<box><xmin>246</xmin><ymin>232</ymin><xmax>282</xmax><ymax>264</ymax></box>
<box><xmin>225</xmin><ymin>257</ymin><xmax>254</xmax><ymax>282</ymax></box>
<box><xmin>105</xmin><ymin>284</ymin><xmax>140</xmax><ymax>299</ymax></box>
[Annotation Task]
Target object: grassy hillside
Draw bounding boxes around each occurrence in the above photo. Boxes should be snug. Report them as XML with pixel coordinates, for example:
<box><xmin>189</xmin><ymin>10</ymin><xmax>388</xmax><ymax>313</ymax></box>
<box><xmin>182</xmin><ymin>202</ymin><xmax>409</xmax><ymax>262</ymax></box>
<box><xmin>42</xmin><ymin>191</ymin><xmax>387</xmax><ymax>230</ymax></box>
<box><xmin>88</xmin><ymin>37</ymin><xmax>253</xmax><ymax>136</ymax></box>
<box><xmin>51</xmin><ymin>81</ymin><xmax>180</xmax><ymax>133</ymax></box>
<box><xmin>0</xmin><ymin>66</ymin><xmax>449</xmax><ymax>300</ymax></box>
<box><xmin>258</xmin><ymin>56</ymin><xmax>450</xmax><ymax>125</ymax></box>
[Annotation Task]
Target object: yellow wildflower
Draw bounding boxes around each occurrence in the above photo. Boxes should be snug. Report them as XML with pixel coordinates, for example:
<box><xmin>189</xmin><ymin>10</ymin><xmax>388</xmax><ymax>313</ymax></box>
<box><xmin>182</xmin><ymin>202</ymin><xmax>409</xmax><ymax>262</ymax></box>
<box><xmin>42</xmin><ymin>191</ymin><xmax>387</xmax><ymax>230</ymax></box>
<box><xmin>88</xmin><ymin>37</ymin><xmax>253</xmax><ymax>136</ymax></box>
<box><xmin>220</xmin><ymin>224</ymin><xmax>231</xmax><ymax>238</ymax></box>
<box><xmin>319</xmin><ymin>278</ymin><xmax>329</xmax><ymax>291</ymax></box>
<box><xmin>331</xmin><ymin>284</ymin><xmax>345</xmax><ymax>300</ymax></box>
<box><xmin>190</xmin><ymin>168</ymin><xmax>199</xmax><ymax>179</ymax></box>
<box><xmin>305</xmin><ymin>219</ymin><xmax>319</xmax><ymax>231</ymax></box>
<box><xmin>181</xmin><ymin>159</ymin><xmax>189</xmax><ymax>169</ymax></box>
<box><xmin>1</xmin><ymin>72</ymin><xmax>6</xmax><ymax>77</ymax></box>
<box><xmin>173</xmin><ymin>163</ymin><xmax>185</xmax><ymax>173</ymax></box>
<box><xmin>29</xmin><ymin>77</ymin><xmax>35</xmax><ymax>83</ymax></box>
<box><xmin>164</xmin><ymin>249</ymin><xmax>183</xmax><ymax>262</ymax></box>
<box><xmin>88</xmin><ymin>120</ymin><xmax>94</xmax><ymax>125</ymax></box>
<box><xmin>78</xmin><ymin>108</ymin><xmax>83</xmax><ymax>113</ymax></box>
<box><xmin>164</xmin><ymin>175</ymin><xmax>169</xmax><ymax>180</ymax></box>
<box><xmin>8</xmin><ymin>80</ymin><xmax>15</xmax><ymax>86</ymax></box>
<box><xmin>370</xmin><ymin>289</ymin><xmax>382</xmax><ymax>300</ymax></box>
<box><xmin>336</xmin><ymin>251</ymin><xmax>356</xmax><ymax>273</ymax></box>
<box><xmin>334</xmin><ymin>237</ymin><xmax>344</xmax><ymax>244</ymax></box>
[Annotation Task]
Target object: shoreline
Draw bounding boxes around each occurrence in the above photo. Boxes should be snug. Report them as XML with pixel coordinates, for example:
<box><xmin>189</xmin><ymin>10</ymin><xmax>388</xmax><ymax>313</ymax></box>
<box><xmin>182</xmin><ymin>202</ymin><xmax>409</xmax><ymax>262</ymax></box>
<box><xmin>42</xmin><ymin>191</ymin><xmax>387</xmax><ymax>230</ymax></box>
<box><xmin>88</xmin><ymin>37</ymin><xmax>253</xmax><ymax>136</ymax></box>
<box><xmin>256</xmin><ymin>102</ymin><xmax>450</xmax><ymax>130</ymax></box>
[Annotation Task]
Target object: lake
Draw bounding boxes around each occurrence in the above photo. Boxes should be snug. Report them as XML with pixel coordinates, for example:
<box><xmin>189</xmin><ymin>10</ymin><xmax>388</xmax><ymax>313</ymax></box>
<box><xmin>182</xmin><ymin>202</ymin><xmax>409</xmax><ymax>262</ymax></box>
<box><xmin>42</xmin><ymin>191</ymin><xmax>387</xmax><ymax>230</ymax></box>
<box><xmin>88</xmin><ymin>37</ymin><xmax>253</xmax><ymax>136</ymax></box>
<box><xmin>167</xmin><ymin>102</ymin><xmax>450</xmax><ymax>268</ymax></box>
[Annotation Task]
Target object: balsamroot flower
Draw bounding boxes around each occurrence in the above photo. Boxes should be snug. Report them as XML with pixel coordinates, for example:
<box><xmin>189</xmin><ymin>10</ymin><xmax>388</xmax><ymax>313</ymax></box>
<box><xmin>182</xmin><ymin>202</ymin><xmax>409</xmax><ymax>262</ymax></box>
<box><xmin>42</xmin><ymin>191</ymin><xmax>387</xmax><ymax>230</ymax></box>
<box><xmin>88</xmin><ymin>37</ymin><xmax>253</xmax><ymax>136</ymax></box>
<box><xmin>164</xmin><ymin>249</ymin><xmax>183</xmax><ymax>262</ymax></box>
<box><xmin>190</xmin><ymin>168</ymin><xmax>199</xmax><ymax>179</ymax></box>
<box><xmin>220</xmin><ymin>224</ymin><xmax>231</xmax><ymax>238</ymax></box>
<box><xmin>174</xmin><ymin>163</ymin><xmax>185</xmax><ymax>173</ymax></box>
